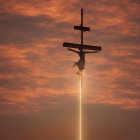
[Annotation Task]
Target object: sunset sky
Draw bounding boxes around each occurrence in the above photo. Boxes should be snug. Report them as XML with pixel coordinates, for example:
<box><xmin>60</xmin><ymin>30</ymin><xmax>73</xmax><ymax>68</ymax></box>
<box><xmin>0</xmin><ymin>0</ymin><xmax>140</xmax><ymax>140</ymax></box>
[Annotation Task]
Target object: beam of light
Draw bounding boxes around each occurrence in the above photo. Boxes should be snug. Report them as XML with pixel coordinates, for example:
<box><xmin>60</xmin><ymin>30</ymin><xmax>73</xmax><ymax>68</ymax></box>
<box><xmin>79</xmin><ymin>74</ymin><xmax>82</xmax><ymax>140</ymax></box>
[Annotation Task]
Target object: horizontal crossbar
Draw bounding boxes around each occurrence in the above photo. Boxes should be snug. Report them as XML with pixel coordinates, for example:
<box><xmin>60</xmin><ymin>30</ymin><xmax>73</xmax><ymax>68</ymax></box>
<box><xmin>63</xmin><ymin>42</ymin><xmax>101</xmax><ymax>51</ymax></box>
<box><xmin>74</xmin><ymin>26</ymin><xmax>90</xmax><ymax>31</ymax></box>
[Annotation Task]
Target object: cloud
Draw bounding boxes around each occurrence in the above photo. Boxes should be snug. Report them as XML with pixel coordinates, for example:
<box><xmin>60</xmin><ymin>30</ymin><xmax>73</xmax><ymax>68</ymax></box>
<box><xmin>0</xmin><ymin>0</ymin><xmax>140</xmax><ymax>115</ymax></box>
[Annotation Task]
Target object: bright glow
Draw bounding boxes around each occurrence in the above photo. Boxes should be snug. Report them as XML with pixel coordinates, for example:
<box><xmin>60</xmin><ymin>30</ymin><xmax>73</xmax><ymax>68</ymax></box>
<box><xmin>79</xmin><ymin>75</ymin><xmax>82</xmax><ymax>140</ymax></box>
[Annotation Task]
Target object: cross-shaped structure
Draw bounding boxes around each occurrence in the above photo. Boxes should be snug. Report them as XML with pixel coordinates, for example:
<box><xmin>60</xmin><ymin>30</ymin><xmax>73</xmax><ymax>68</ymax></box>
<box><xmin>63</xmin><ymin>8</ymin><xmax>102</xmax><ymax>75</ymax></box>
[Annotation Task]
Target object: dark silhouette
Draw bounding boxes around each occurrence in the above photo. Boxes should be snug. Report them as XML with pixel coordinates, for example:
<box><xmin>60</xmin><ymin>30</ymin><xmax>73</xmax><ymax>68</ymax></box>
<box><xmin>63</xmin><ymin>8</ymin><xmax>102</xmax><ymax>75</ymax></box>
<box><xmin>68</xmin><ymin>48</ymin><xmax>98</xmax><ymax>72</ymax></box>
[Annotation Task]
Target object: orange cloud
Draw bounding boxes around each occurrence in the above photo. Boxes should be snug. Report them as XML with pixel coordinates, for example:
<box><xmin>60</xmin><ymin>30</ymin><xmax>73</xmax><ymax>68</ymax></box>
<box><xmin>0</xmin><ymin>0</ymin><xmax>140</xmax><ymax>115</ymax></box>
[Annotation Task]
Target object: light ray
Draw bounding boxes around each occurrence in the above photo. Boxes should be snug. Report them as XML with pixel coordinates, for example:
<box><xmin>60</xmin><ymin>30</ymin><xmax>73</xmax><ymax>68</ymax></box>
<box><xmin>79</xmin><ymin>75</ymin><xmax>82</xmax><ymax>140</ymax></box>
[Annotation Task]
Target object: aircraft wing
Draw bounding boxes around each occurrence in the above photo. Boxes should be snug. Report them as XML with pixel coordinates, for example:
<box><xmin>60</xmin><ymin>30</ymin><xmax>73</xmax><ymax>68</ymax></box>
<box><xmin>63</xmin><ymin>42</ymin><xmax>101</xmax><ymax>51</ymax></box>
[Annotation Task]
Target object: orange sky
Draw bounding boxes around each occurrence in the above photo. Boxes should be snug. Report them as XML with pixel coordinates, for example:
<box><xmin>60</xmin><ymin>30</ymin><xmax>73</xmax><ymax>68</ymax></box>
<box><xmin>0</xmin><ymin>0</ymin><xmax>140</xmax><ymax>140</ymax></box>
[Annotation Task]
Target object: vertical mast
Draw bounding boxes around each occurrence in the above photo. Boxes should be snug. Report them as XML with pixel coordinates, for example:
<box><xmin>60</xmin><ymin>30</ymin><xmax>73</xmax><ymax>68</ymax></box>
<box><xmin>81</xmin><ymin>8</ymin><xmax>83</xmax><ymax>50</ymax></box>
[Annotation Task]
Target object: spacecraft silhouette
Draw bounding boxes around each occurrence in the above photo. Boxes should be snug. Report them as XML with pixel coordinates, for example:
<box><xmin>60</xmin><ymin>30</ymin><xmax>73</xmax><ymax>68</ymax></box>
<box><xmin>63</xmin><ymin>8</ymin><xmax>102</xmax><ymax>75</ymax></box>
